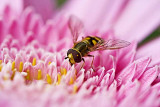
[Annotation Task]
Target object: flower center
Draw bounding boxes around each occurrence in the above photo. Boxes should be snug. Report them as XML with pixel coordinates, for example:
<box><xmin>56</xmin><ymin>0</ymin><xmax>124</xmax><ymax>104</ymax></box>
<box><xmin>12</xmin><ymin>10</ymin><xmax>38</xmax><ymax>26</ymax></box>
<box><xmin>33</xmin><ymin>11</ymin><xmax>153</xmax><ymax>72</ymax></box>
<box><xmin>0</xmin><ymin>58</ymin><xmax>78</xmax><ymax>93</ymax></box>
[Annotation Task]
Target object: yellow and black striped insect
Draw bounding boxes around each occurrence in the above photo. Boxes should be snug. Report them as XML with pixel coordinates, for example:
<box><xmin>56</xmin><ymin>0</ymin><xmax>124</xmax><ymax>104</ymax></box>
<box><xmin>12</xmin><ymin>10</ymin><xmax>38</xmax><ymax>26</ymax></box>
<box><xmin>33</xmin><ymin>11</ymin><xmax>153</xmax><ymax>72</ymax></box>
<box><xmin>65</xmin><ymin>16</ymin><xmax>130</xmax><ymax>68</ymax></box>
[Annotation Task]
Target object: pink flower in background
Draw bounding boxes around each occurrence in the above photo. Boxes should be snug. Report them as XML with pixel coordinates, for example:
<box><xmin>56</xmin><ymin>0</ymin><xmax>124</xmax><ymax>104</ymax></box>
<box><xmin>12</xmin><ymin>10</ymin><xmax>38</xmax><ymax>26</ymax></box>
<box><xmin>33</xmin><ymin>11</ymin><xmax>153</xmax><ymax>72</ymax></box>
<box><xmin>23</xmin><ymin>0</ymin><xmax>55</xmax><ymax>21</ymax></box>
<box><xmin>0</xmin><ymin>0</ymin><xmax>160</xmax><ymax>107</ymax></box>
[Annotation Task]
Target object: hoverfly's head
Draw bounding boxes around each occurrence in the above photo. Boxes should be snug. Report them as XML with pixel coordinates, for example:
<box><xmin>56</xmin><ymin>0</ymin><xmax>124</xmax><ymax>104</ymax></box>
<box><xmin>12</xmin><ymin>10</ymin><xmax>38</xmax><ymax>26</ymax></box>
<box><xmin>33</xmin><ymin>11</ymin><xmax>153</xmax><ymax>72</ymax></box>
<box><xmin>65</xmin><ymin>49</ymin><xmax>82</xmax><ymax>66</ymax></box>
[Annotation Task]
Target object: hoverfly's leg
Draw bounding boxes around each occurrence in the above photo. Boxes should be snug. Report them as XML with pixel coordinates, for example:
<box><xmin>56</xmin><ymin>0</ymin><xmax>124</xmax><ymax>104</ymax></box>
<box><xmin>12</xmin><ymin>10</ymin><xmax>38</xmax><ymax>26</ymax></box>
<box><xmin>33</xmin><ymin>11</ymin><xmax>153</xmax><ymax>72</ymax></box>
<box><xmin>87</xmin><ymin>55</ymin><xmax>95</xmax><ymax>71</ymax></box>
<box><xmin>80</xmin><ymin>58</ymin><xmax>85</xmax><ymax>70</ymax></box>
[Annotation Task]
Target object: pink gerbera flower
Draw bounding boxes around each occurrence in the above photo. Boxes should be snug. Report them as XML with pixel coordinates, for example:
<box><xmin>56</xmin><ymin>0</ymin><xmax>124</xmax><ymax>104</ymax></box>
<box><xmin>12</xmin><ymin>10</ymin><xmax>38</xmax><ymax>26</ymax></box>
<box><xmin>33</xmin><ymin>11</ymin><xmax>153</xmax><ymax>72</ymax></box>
<box><xmin>0</xmin><ymin>0</ymin><xmax>160</xmax><ymax>107</ymax></box>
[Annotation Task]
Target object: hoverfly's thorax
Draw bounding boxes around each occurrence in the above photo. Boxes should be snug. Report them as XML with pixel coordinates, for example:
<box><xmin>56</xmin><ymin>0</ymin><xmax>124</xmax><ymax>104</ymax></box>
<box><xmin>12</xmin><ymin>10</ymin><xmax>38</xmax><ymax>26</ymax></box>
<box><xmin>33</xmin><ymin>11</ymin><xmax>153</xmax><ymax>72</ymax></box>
<box><xmin>73</xmin><ymin>42</ymin><xmax>88</xmax><ymax>56</ymax></box>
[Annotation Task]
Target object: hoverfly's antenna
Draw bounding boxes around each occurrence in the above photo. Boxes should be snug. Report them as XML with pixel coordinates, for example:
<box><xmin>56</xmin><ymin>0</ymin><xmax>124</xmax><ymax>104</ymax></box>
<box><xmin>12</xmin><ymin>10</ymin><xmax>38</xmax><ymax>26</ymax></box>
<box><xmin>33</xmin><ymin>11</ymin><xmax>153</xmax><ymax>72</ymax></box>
<box><xmin>65</xmin><ymin>57</ymin><xmax>73</xmax><ymax>66</ymax></box>
<box><xmin>65</xmin><ymin>57</ymin><xmax>68</xmax><ymax>59</ymax></box>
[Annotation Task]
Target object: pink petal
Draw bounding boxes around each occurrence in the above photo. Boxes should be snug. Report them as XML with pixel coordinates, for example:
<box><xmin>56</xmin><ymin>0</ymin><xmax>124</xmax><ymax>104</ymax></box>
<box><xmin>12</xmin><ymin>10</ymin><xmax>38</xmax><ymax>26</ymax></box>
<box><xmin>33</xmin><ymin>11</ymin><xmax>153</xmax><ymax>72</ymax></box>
<box><xmin>118</xmin><ymin>81</ymin><xmax>140</xmax><ymax>107</ymax></box>
<box><xmin>22</xmin><ymin>7</ymin><xmax>35</xmax><ymax>34</ymax></box>
<box><xmin>64</xmin><ymin>0</ymin><xmax>128</xmax><ymax>31</ymax></box>
<box><xmin>40</xmin><ymin>21</ymin><xmax>56</xmax><ymax>45</ymax></box>
<box><xmin>21</xmin><ymin>7</ymin><xmax>44</xmax><ymax>43</ymax></box>
<box><xmin>108</xmin><ymin>68</ymin><xmax>116</xmax><ymax>86</ymax></box>
<box><xmin>152</xmin><ymin>82</ymin><xmax>160</xmax><ymax>93</ymax></box>
<box><xmin>100</xmin><ymin>73</ymin><xmax>110</xmax><ymax>88</ymax></box>
<box><xmin>116</xmin><ymin>61</ymin><xmax>136</xmax><ymax>86</ymax></box>
<box><xmin>116</xmin><ymin>42</ymin><xmax>136</xmax><ymax>72</ymax></box>
<box><xmin>139</xmin><ymin>66</ymin><xmax>158</xmax><ymax>92</ymax></box>
<box><xmin>136</xmin><ymin>37</ymin><xmax>160</xmax><ymax>66</ymax></box>
<box><xmin>114</xmin><ymin>0</ymin><xmax>160</xmax><ymax>41</ymax></box>
<box><xmin>116</xmin><ymin>57</ymin><xmax>151</xmax><ymax>86</ymax></box>
<box><xmin>97</xmin><ymin>67</ymin><xmax>105</xmax><ymax>84</ymax></box>
<box><xmin>0</xmin><ymin>0</ymin><xmax>23</xmax><ymax>15</ymax></box>
<box><xmin>8</xmin><ymin>19</ymin><xmax>24</xmax><ymax>41</ymax></box>
<box><xmin>140</xmin><ymin>89</ymin><xmax>159</xmax><ymax>107</ymax></box>
<box><xmin>23</xmin><ymin>0</ymin><xmax>55</xmax><ymax>21</ymax></box>
<box><xmin>28</xmin><ymin>14</ymin><xmax>43</xmax><ymax>36</ymax></box>
<box><xmin>0</xmin><ymin>19</ymin><xmax>6</xmax><ymax>43</ymax></box>
<box><xmin>25</xmin><ymin>32</ymin><xmax>35</xmax><ymax>44</ymax></box>
<box><xmin>101</xmin><ymin>51</ymin><xmax>117</xmax><ymax>70</ymax></box>
<box><xmin>133</xmin><ymin>57</ymin><xmax>151</xmax><ymax>80</ymax></box>
<box><xmin>75</xmin><ymin>69</ymin><xmax>85</xmax><ymax>87</ymax></box>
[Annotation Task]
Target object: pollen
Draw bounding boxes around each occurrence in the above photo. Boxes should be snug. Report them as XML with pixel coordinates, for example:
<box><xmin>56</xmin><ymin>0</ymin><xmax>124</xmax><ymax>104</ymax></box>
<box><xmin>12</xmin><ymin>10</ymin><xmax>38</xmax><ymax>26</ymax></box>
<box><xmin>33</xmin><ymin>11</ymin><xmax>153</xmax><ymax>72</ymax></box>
<box><xmin>73</xmin><ymin>84</ymin><xmax>78</xmax><ymax>93</ymax></box>
<box><xmin>48</xmin><ymin>61</ymin><xmax>51</xmax><ymax>65</ymax></box>
<box><xmin>57</xmin><ymin>74</ymin><xmax>61</xmax><ymax>85</ymax></box>
<box><xmin>46</xmin><ymin>74</ymin><xmax>52</xmax><ymax>84</ymax></box>
<box><xmin>19</xmin><ymin>62</ymin><xmax>23</xmax><ymax>72</ymax></box>
<box><xmin>32</xmin><ymin>58</ymin><xmax>36</xmax><ymax>66</ymax></box>
<box><xmin>37</xmin><ymin>69</ymin><xmax>42</xmax><ymax>80</ymax></box>
<box><xmin>60</xmin><ymin>68</ymin><xmax>67</xmax><ymax>75</ymax></box>
<box><xmin>11</xmin><ymin>69</ymin><xmax>16</xmax><ymax>80</ymax></box>
<box><xmin>0</xmin><ymin>64</ymin><xmax>2</xmax><ymax>72</ymax></box>
<box><xmin>26</xmin><ymin>69</ymin><xmax>30</xmax><ymax>80</ymax></box>
<box><xmin>0</xmin><ymin>60</ymin><xmax>2</xmax><ymax>72</ymax></box>
<box><xmin>69</xmin><ymin>77</ymin><xmax>74</xmax><ymax>85</ymax></box>
<box><xmin>12</xmin><ymin>61</ymin><xmax>15</xmax><ymax>70</ymax></box>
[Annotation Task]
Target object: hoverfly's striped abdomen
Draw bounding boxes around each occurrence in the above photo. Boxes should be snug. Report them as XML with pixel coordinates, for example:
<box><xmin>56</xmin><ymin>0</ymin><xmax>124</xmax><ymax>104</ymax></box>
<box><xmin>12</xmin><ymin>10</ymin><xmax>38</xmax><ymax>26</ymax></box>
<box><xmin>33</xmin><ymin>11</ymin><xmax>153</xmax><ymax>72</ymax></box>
<box><xmin>83</xmin><ymin>36</ymin><xmax>103</xmax><ymax>47</ymax></box>
<box><xmin>82</xmin><ymin>36</ymin><xmax>103</xmax><ymax>49</ymax></box>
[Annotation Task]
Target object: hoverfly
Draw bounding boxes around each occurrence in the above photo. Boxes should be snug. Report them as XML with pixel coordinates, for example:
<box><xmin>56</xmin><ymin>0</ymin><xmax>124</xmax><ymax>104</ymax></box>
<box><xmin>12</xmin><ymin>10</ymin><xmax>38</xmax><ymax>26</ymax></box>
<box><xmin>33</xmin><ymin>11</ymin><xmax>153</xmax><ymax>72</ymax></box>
<box><xmin>65</xmin><ymin>16</ymin><xmax>130</xmax><ymax>69</ymax></box>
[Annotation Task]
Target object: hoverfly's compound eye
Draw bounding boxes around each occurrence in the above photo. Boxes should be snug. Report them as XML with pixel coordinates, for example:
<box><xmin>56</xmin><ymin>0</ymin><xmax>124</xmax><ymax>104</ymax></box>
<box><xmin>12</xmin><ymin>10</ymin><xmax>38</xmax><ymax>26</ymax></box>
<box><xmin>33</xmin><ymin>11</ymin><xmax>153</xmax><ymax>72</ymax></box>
<box><xmin>67</xmin><ymin>49</ymin><xmax>82</xmax><ymax>63</ymax></box>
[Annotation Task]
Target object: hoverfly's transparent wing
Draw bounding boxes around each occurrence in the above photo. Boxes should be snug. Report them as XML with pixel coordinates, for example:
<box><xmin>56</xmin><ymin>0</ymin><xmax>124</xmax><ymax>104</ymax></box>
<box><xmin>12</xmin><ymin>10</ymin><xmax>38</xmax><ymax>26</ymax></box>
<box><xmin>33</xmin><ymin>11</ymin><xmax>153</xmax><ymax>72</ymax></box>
<box><xmin>91</xmin><ymin>39</ymin><xmax>130</xmax><ymax>51</ymax></box>
<box><xmin>68</xmin><ymin>15</ymin><xmax>84</xmax><ymax>44</ymax></box>
<box><xmin>103</xmin><ymin>39</ymin><xmax>130</xmax><ymax>50</ymax></box>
